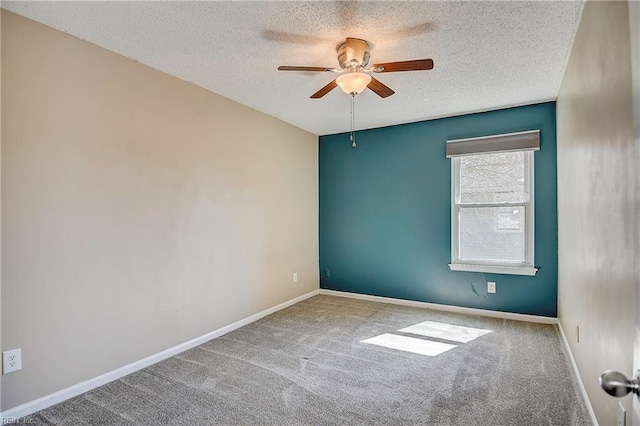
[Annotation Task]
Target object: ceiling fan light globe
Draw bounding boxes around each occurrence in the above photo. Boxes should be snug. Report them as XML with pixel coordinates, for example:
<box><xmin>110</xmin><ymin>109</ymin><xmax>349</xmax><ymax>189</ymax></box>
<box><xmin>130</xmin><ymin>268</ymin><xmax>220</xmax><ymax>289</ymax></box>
<box><xmin>336</xmin><ymin>73</ymin><xmax>372</xmax><ymax>95</ymax></box>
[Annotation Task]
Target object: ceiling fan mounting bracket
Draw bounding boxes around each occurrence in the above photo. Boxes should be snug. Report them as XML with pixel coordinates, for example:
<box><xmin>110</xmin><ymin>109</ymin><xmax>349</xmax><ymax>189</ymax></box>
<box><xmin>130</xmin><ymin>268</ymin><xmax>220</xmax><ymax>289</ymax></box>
<box><xmin>336</xmin><ymin>38</ymin><xmax>370</xmax><ymax>69</ymax></box>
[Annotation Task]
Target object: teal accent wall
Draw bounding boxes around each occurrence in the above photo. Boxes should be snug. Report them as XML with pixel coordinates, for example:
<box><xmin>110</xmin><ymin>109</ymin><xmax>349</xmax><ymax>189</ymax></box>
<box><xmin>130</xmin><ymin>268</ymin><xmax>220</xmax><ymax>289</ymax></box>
<box><xmin>319</xmin><ymin>102</ymin><xmax>558</xmax><ymax>317</ymax></box>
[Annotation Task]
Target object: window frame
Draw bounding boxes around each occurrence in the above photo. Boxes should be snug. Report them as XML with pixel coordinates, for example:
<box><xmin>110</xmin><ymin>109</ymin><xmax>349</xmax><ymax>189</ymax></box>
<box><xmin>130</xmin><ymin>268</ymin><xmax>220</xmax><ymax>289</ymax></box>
<box><xmin>449</xmin><ymin>150</ymin><xmax>538</xmax><ymax>276</ymax></box>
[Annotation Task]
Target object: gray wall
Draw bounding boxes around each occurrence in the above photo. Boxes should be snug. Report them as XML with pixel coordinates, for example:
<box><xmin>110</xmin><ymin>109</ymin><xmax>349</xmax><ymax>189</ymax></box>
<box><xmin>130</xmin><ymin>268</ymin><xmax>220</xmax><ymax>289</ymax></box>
<box><xmin>557</xmin><ymin>1</ymin><xmax>637</xmax><ymax>424</ymax></box>
<box><xmin>628</xmin><ymin>1</ymin><xmax>640</xmax><ymax>421</ymax></box>
<box><xmin>1</xmin><ymin>12</ymin><xmax>318</xmax><ymax>411</ymax></box>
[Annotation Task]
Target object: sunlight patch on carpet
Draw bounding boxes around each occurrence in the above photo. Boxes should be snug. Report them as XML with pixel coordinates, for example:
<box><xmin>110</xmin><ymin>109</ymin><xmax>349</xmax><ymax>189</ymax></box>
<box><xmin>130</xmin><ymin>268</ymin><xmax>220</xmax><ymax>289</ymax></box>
<box><xmin>361</xmin><ymin>333</ymin><xmax>457</xmax><ymax>356</ymax></box>
<box><xmin>399</xmin><ymin>320</ymin><xmax>492</xmax><ymax>343</ymax></box>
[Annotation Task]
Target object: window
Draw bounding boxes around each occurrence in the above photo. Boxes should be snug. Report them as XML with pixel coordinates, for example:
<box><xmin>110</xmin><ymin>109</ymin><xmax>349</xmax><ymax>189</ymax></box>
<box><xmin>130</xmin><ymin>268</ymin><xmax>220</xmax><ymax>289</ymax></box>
<box><xmin>446</xmin><ymin>131</ymin><xmax>539</xmax><ymax>276</ymax></box>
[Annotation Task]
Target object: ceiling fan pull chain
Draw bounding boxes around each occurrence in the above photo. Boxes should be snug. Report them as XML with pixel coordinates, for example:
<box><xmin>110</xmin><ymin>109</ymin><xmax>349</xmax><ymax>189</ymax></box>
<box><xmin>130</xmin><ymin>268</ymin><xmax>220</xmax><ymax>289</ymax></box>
<box><xmin>350</xmin><ymin>93</ymin><xmax>356</xmax><ymax>148</ymax></box>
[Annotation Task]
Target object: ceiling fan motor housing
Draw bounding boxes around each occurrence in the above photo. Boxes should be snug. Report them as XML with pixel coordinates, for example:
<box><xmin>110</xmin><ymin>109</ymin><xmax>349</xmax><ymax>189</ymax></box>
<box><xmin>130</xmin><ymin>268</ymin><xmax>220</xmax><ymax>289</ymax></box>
<box><xmin>337</xmin><ymin>38</ymin><xmax>370</xmax><ymax>69</ymax></box>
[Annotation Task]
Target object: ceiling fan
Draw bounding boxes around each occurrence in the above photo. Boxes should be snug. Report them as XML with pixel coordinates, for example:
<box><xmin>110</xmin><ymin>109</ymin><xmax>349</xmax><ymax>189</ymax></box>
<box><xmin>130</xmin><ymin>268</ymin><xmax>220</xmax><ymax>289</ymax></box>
<box><xmin>277</xmin><ymin>37</ymin><xmax>434</xmax><ymax>99</ymax></box>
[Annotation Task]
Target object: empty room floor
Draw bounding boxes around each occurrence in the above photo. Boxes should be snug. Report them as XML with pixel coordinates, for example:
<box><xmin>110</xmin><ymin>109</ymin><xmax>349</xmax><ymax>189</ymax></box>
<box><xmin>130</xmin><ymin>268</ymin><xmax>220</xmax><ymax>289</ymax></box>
<box><xmin>25</xmin><ymin>295</ymin><xmax>590</xmax><ymax>425</ymax></box>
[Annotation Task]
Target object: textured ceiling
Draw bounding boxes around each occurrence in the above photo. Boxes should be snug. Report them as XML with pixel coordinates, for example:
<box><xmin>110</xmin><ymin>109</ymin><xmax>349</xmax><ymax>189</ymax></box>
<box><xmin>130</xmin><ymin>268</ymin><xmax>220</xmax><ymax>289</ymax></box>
<box><xmin>3</xmin><ymin>1</ymin><xmax>583</xmax><ymax>135</ymax></box>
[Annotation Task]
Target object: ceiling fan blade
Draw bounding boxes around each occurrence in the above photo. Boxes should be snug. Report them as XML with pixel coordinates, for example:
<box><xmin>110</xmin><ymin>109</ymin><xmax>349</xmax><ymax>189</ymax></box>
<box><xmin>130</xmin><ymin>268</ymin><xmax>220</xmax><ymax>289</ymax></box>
<box><xmin>367</xmin><ymin>77</ymin><xmax>395</xmax><ymax>98</ymax></box>
<box><xmin>371</xmin><ymin>59</ymin><xmax>434</xmax><ymax>73</ymax></box>
<box><xmin>278</xmin><ymin>66</ymin><xmax>335</xmax><ymax>72</ymax></box>
<box><xmin>311</xmin><ymin>80</ymin><xmax>338</xmax><ymax>99</ymax></box>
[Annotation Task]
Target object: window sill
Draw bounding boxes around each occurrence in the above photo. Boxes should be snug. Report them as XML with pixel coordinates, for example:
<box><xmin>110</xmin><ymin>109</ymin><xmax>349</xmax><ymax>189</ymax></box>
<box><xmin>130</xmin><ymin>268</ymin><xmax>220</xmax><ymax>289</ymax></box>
<box><xmin>448</xmin><ymin>263</ymin><xmax>538</xmax><ymax>276</ymax></box>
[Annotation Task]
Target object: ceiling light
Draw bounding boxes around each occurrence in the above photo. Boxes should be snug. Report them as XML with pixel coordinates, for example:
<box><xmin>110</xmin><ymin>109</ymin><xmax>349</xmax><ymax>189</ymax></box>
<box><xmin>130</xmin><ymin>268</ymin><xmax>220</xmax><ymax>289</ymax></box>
<box><xmin>336</xmin><ymin>72</ymin><xmax>372</xmax><ymax>95</ymax></box>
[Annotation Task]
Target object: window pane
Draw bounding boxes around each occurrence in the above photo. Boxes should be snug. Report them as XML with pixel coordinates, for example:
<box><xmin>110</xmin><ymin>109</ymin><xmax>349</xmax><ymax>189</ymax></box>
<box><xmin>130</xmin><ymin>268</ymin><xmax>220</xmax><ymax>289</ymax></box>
<box><xmin>458</xmin><ymin>206</ymin><xmax>526</xmax><ymax>263</ymax></box>
<box><xmin>459</xmin><ymin>152</ymin><xmax>526</xmax><ymax>203</ymax></box>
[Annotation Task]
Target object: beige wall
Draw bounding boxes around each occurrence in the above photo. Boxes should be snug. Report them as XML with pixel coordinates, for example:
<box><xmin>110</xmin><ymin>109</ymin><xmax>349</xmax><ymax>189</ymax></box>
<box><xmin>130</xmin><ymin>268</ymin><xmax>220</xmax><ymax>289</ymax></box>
<box><xmin>557</xmin><ymin>1</ymin><xmax>637</xmax><ymax>425</ymax></box>
<box><xmin>1</xmin><ymin>11</ymin><xmax>318</xmax><ymax>411</ymax></box>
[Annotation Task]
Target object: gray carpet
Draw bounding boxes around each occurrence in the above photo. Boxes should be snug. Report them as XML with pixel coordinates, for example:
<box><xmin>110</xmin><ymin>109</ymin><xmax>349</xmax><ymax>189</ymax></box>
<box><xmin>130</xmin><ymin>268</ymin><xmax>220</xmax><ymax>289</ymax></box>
<box><xmin>24</xmin><ymin>295</ymin><xmax>591</xmax><ymax>425</ymax></box>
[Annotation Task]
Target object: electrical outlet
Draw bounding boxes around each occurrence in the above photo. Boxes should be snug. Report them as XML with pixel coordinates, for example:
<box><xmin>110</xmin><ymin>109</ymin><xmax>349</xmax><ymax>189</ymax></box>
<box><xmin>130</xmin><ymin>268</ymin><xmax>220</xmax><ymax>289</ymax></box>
<box><xmin>576</xmin><ymin>325</ymin><xmax>580</xmax><ymax>344</ymax></box>
<box><xmin>293</xmin><ymin>272</ymin><xmax>298</xmax><ymax>283</ymax></box>
<box><xmin>3</xmin><ymin>348</ymin><xmax>22</xmax><ymax>374</ymax></box>
<box><xmin>487</xmin><ymin>281</ymin><xmax>496</xmax><ymax>294</ymax></box>
<box><xmin>325</xmin><ymin>269</ymin><xmax>331</xmax><ymax>277</ymax></box>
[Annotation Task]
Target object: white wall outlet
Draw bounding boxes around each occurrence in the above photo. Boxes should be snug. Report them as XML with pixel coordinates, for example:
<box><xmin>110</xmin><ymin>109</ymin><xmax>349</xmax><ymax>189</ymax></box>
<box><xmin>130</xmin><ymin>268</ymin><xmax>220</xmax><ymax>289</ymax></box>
<box><xmin>293</xmin><ymin>272</ymin><xmax>298</xmax><ymax>283</ymax></box>
<box><xmin>325</xmin><ymin>269</ymin><xmax>331</xmax><ymax>277</ymax></box>
<box><xmin>3</xmin><ymin>348</ymin><xmax>22</xmax><ymax>374</ymax></box>
<box><xmin>487</xmin><ymin>281</ymin><xmax>496</xmax><ymax>294</ymax></box>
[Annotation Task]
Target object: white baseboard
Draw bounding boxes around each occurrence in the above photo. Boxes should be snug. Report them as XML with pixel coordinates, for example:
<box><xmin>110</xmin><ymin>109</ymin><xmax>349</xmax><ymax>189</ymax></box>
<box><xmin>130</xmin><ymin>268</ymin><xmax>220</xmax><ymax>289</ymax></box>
<box><xmin>0</xmin><ymin>289</ymin><xmax>320</xmax><ymax>420</ymax></box>
<box><xmin>318</xmin><ymin>289</ymin><xmax>558</xmax><ymax>324</ymax></box>
<box><xmin>558</xmin><ymin>321</ymin><xmax>599</xmax><ymax>426</ymax></box>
